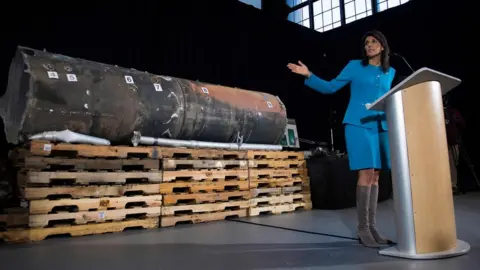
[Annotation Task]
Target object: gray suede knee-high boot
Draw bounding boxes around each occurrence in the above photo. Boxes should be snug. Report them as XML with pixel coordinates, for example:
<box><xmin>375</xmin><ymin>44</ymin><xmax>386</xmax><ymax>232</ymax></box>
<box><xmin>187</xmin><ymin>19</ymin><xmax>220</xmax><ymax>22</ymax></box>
<box><xmin>369</xmin><ymin>185</ymin><xmax>392</xmax><ymax>244</ymax></box>
<box><xmin>357</xmin><ymin>186</ymin><xmax>384</xmax><ymax>248</ymax></box>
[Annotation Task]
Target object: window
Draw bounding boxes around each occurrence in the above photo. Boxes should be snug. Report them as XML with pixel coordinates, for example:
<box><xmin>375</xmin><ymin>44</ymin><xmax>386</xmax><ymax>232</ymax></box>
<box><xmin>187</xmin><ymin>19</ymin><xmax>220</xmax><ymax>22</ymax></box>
<box><xmin>378</xmin><ymin>0</ymin><xmax>410</xmax><ymax>12</ymax></box>
<box><xmin>239</xmin><ymin>0</ymin><xmax>262</xmax><ymax>9</ymax></box>
<box><xmin>344</xmin><ymin>0</ymin><xmax>372</xmax><ymax>24</ymax></box>
<box><xmin>288</xmin><ymin>5</ymin><xmax>311</xmax><ymax>28</ymax></box>
<box><xmin>286</xmin><ymin>0</ymin><xmax>410</xmax><ymax>31</ymax></box>
<box><xmin>313</xmin><ymin>0</ymin><xmax>342</xmax><ymax>32</ymax></box>
<box><xmin>286</xmin><ymin>0</ymin><xmax>309</xmax><ymax>8</ymax></box>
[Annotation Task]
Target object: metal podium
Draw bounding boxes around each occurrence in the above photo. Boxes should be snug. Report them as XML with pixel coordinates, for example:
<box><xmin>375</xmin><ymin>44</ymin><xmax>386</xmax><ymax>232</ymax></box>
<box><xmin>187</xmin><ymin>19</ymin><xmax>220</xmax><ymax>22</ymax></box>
<box><xmin>366</xmin><ymin>68</ymin><xmax>471</xmax><ymax>259</ymax></box>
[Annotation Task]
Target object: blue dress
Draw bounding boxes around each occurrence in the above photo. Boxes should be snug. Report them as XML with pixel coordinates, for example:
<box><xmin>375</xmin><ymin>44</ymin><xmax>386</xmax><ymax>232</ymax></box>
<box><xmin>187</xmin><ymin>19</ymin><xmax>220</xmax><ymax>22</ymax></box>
<box><xmin>304</xmin><ymin>60</ymin><xmax>396</xmax><ymax>171</ymax></box>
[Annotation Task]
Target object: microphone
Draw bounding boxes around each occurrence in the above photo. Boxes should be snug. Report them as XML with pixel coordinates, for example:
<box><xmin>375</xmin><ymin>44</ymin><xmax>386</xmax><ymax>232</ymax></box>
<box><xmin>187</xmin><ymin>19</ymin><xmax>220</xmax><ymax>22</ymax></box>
<box><xmin>390</xmin><ymin>52</ymin><xmax>415</xmax><ymax>73</ymax></box>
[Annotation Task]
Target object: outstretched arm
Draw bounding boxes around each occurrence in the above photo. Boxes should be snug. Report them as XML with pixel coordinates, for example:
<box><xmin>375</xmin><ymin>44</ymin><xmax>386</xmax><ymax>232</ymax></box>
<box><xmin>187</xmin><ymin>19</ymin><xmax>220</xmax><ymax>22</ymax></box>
<box><xmin>304</xmin><ymin>61</ymin><xmax>354</xmax><ymax>94</ymax></box>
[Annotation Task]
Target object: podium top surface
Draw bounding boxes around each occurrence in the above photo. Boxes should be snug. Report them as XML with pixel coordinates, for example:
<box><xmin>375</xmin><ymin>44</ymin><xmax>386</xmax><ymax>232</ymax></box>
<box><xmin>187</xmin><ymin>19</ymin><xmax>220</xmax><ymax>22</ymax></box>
<box><xmin>366</xmin><ymin>67</ymin><xmax>461</xmax><ymax>111</ymax></box>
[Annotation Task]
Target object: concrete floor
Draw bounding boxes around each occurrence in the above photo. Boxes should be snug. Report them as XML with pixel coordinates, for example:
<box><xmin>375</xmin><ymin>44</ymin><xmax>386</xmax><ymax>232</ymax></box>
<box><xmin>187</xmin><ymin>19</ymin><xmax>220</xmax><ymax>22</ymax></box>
<box><xmin>1</xmin><ymin>192</ymin><xmax>479</xmax><ymax>270</ymax></box>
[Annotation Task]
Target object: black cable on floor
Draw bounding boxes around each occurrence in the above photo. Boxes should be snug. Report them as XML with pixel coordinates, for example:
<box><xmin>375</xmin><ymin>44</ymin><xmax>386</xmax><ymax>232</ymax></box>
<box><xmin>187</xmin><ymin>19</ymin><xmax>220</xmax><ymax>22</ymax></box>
<box><xmin>228</xmin><ymin>218</ymin><xmax>359</xmax><ymax>241</ymax></box>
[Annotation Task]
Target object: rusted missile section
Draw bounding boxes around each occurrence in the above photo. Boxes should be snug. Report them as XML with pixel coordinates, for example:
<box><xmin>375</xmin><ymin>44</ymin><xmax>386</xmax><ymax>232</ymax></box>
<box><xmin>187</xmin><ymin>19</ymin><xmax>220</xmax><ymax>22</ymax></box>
<box><xmin>0</xmin><ymin>46</ymin><xmax>287</xmax><ymax>145</ymax></box>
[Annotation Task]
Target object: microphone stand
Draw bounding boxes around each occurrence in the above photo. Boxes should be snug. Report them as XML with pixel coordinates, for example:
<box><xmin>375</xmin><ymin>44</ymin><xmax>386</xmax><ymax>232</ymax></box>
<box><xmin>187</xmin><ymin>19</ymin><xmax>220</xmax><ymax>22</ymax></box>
<box><xmin>391</xmin><ymin>52</ymin><xmax>415</xmax><ymax>74</ymax></box>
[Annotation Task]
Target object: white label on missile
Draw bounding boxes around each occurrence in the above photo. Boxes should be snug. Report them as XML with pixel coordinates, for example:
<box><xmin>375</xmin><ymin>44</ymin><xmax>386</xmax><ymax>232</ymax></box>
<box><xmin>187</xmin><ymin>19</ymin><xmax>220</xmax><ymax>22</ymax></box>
<box><xmin>125</xmin><ymin>75</ymin><xmax>134</xmax><ymax>84</ymax></box>
<box><xmin>47</xmin><ymin>71</ymin><xmax>59</xmax><ymax>79</ymax></box>
<box><xmin>66</xmin><ymin>74</ymin><xmax>78</xmax><ymax>82</ymax></box>
<box><xmin>154</xmin><ymin>83</ymin><xmax>163</xmax><ymax>92</ymax></box>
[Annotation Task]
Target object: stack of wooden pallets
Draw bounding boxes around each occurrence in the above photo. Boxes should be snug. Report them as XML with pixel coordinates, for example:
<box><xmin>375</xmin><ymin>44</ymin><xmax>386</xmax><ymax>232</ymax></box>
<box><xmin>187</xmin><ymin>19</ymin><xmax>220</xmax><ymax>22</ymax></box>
<box><xmin>0</xmin><ymin>141</ymin><xmax>312</xmax><ymax>243</ymax></box>
<box><xmin>159</xmin><ymin>147</ymin><xmax>250</xmax><ymax>227</ymax></box>
<box><xmin>0</xmin><ymin>140</ymin><xmax>161</xmax><ymax>243</ymax></box>
<box><xmin>247</xmin><ymin>150</ymin><xmax>312</xmax><ymax>216</ymax></box>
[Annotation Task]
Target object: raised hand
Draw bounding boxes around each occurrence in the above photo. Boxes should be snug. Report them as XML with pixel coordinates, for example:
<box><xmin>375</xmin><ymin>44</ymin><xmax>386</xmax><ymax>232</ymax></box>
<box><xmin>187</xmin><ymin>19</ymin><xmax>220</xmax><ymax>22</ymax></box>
<box><xmin>287</xmin><ymin>61</ymin><xmax>311</xmax><ymax>77</ymax></box>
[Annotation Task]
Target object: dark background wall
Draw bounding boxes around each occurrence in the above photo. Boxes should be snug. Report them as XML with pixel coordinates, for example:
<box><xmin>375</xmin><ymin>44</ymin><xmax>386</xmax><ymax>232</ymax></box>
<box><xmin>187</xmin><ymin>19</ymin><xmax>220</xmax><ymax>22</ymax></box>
<box><xmin>1</xmin><ymin>0</ymin><xmax>477</xmax><ymax>169</ymax></box>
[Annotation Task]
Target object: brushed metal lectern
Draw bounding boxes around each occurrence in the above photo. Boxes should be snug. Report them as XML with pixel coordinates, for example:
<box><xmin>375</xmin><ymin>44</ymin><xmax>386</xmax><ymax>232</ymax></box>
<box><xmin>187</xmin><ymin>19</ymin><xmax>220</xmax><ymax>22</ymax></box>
<box><xmin>366</xmin><ymin>68</ymin><xmax>471</xmax><ymax>259</ymax></box>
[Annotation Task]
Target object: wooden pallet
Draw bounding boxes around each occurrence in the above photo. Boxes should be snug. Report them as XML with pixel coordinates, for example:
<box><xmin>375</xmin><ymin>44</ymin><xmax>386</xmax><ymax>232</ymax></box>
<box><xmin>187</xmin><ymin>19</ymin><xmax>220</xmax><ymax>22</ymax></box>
<box><xmin>28</xmin><ymin>195</ymin><xmax>162</xmax><ymax>214</ymax></box>
<box><xmin>0</xmin><ymin>211</ymin><xmax>29</xmax><ymax>229</ymax></box>
<box><xmin>163</xmin><ymin>169</ymin><xmax>248</xmax><ymax>182</ymax></box>
<box><xmin>19</xmin><ymin>141</ymin><xmax>250</xmax><ymax>160</ymax></box>
<box><xmin>16</xmin><ymin>156</ymin><xmax>160</xmax><ymax>171</ymax></box>
<box><xmin>23</xmin><ymin>184</ymin><xmax>162</xmax><ymax>200</ymax></box>
<box><xmin>160</xmin><ymin>209</ymin><xmax>247</xmax><ymax>227</ymax></box>
<box><xmin>247</xmin><ymin>150</ymin><xmax>304</xmax><ymax>160</ymax></box>
<box><xmin>248</xmin><ymin>202</ymin><xmax>310</xmax><ymax>216</ymax></box>
<box><xmin>0</xmin><ymin>218</ymin><xmax>159</xmax><ymax>243</ymax></box>
<box><xmin>18</xmin><ymin>171</ymin><xmax>162</xmax><ymax>186</ymax></box>
<box><xmin>159</xmin><ymin>181</ymin><xmax>249</xmax><ymax>194</ymax></box>
<box><xmin>282</xmin><ymin>186</ymin><xmax>303</xmax><ymax>194</ymax></box>
<box><xmin>249</xmin><ymin>194</ymin><xmax>311</xmax><ymax>207</ymax></box>
<box><xmin>28</xmin><ymin>207</ymin><xmax>161</xmax><ymax>228</ymax></box>
<box><xmin>293</xmin><ymin>193</ymin><xmax>311</xmax><ymax>203</ymax></box>
<box><xmin>26</xmin><ymin>141</ymin><xmax>163</xmax><ymax>159</ymax></box>
<box><xmin>249</xmin><ymin>169</ymin><xmax>302</xmax><ymax>180</ymax></box>
<box><xmin>249</xmin><ymin>178</ymin><xmax>301</xmax><ymax>188</ymax></box>
<box><xmin>160</xmin><ymin>147</ymin><xmax>247</xmax><ymax>160</ymax></box>
<box><xmin>249</xmin><ymin>194</ymin><xmax>296</xmax><ymax>207</ymax></box>
<box><xmin>161</xmin><ymin>201</ymin><xmax>249</xmax><ymax>216</ymax></box>
<box><xmin>162</xmin><ymin>159</ymin><xmax>248</xmax><ymax>170</ymax></box>
<box><xmin>248</xmin><ymin>160</ymin><xmax>306</xmax><ymax>169</ymax></box>
<box><xmin>163</xmin><ymin>191</ymin><xmax>250</xmax><ymax>206</ymax></box>
<box><xmin>250</xmin><ymin>188</ymin><xmax>283</xmax><ymax>197</ymax></box>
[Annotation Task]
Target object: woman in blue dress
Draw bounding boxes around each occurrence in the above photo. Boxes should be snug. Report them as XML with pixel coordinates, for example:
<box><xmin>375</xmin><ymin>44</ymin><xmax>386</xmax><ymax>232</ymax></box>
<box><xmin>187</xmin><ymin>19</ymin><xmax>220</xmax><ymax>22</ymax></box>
<box><xmin>287</xmin><ymin>30</ymin><xmax>395</xmax><ymax>248</ymax></box>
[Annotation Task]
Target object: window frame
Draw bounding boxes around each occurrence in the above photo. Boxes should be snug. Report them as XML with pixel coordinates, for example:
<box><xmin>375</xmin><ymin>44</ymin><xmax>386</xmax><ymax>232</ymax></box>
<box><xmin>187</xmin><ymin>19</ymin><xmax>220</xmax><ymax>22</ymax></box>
<box><xmin>288</xmin><ymin>0</ymin><xmax>409</xmax><ymax>32</ymax></box>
